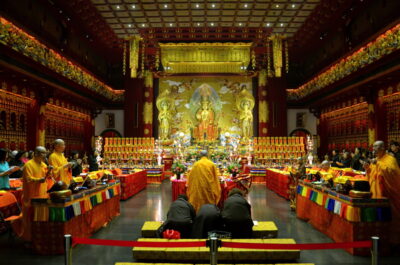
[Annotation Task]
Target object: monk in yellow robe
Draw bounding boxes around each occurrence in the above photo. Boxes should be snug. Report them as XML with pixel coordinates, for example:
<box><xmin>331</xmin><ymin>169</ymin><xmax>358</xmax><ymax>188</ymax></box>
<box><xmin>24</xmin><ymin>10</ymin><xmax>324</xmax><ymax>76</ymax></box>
<box><xmin>365</xmin><ymin>141</ymin><xmax>400</xmax><ymax>245</ymax></box>
<box><xmin>48</xmin><ymin>139</ymin><xmax>73</xmax><ymax>185</ymax></box>
<box><xmin>187</xmin><ymin>150</ymin><xmax>221</xmax><ymax>212</ymax></box>
<box><xmin>21</xmin><ymin>146</ymin><xmax>52</xmax><ymax>241</ymax></box>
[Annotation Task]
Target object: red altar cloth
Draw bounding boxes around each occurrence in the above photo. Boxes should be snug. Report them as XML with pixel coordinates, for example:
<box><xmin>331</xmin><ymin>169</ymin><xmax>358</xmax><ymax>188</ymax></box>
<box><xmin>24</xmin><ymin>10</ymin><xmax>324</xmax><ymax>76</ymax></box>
<box><xmin>265</xmin><ymin>169</ymin><xmax>290</xmax><ymax>199</ymax></box>
<box><xmin>117</xmin><ymin>170</ymin><xmax>147</xmax><ymax>200</ymax></box>
<box><xmin>171</xmin><ymin>179</ymin><xmax>239</xmax><ymax>207</ymax></box>
<box><xmin>296</xmin><ymin>194</ymin><xmax>389</xmax><ymax>255</ymax></box>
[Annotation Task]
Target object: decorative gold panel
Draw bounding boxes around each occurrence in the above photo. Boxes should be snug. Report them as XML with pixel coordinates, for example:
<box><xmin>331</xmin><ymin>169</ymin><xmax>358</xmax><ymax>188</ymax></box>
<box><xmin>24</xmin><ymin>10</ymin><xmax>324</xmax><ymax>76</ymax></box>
<box><xmin>159</xmin><ymin>42</ymin><xmax>252</xmax><ymax>74</ymax></box>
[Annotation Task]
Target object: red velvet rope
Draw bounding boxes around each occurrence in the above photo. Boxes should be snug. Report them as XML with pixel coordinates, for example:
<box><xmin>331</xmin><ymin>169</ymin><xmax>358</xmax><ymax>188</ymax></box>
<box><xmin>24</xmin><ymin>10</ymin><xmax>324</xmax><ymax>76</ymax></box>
<box><xmin>72</xmin><ymin>237</ymin><xmax>372</xmax><ymax>250</ymax></box>
<box><xmin>72</xmin><ymin>238</ymin><xmax>206</xmax><ymax>247</ymax></box>
<box><xmin>222</xmin><ymin>241</ymin><xmax>372</xmax><ymax>250</ymax></box>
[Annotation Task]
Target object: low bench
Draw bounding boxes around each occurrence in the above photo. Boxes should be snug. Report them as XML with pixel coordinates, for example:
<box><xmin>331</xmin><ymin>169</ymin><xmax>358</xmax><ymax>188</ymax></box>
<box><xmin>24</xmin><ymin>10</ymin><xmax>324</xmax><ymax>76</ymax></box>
<box><xmin>141</xmin><ymin>221</ymin><xmax>278</xmax><ymax>239</ymax></box>
<box><xmin>132</xmin><ymin>238</ymin><xmax>300</xmax><ymax>262</ymax></box>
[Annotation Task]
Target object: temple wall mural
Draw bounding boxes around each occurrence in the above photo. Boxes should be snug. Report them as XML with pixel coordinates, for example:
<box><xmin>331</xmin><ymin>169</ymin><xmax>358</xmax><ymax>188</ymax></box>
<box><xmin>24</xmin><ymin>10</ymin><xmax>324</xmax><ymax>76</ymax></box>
<box><xmin>157</xmin><ymin>76</ymin><xmax>254</xmax><ymax>142</ymax></box>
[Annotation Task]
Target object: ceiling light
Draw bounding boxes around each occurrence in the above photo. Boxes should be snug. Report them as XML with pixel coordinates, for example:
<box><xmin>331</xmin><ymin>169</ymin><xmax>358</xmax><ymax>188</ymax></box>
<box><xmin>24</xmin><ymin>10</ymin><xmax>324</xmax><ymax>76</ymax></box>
<box><xmin>169</xmin><ymin>23</ymin><xmax>173</xmax><ymax>26</ymax></box>
<box><xmin>266</xmin><ymin>23</ymin><xmax>270</xmax><ymax>27</ymax></box>
<box><xmin>244</xmin><ymin>4</ymin><xmax>248</xmax><ymax>8</ymax></box>
<box><xmin>292</xmin><ymin>4</ymin><xmax>296</xmax><ymax>8</ymax></box>
<box><xmin>239</xmin><ymin>23</ymin><xmax>242</xmax><ymax>26</ymax></box>
<box><xmin>280</xmin><ymin>23</ymin><xmax>284</xmax><ymax>27</ymax></box>
<box><xmin>116</xmin><ymin>5</ymin><xmax>120</xmax><ymax>9</ymax></box>
<box><xmin>211</xmin><ymin>23</ymin><xmax>214</xmax><ymax>26</ymax></box>
<box><xmin>211</xmin><ymin>4</ymin><xmax>216</xmax><ymax>8</ymax></box>
<box><xmin>276</xmin><ymin>5</ymin><xmax>279</xmax><ymax>8</ymax></box>
<box><xmin>164</xmin><ymin>4</ymin><xmax>168</xmax><ymax>8</ymax></box>
<box><xmin>197</xmin><ymin>23</ymin><xmax>201</xmax><ymax>26</ymax></box>
<box><xmin>196</xmin><ymin>4</ymin><xmax>200</xmax><ymax>8</ymax></box>
<box><xmin>142</xmin><ymin>24</ymin><xmax>145</xmax><ymax>27</ymax></box>
<box><xmin>128</xmin><ymin>24</ymin><xmax>132</xmax><ymax>27</ymax></box>
<box><xmin>131</xmin><ymin>5</ymin><xmax>136</xmax><ymax>9</ymax></box>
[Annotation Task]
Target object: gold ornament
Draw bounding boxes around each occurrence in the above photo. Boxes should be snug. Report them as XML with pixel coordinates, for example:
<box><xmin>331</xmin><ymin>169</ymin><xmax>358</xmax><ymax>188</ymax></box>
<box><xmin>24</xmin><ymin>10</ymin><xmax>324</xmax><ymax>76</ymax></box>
<box><xmin>122</xmin><ymin>41</ymin><xmax>127</xmax><ymax>76</ymax></box>
<box><xmin>268</xmin><ymin>34</ymin><xmax>285</xmax><ymax>77</ymax></box>
<box><xmin>129</xmin><ymin>35</ymin><xmax>141</xmax><ymax>78</ymax></box>
<box><xmin>259</xmin><ymin>100</ymin><xmax>269</xmax><ymax>123</ymax></box>
<box><xmin>259</xmin><ymin>69</ymin><xmax>267</xmax><ymax>87</ymax></box>
<box><xmin>285</xmin><ymin>39</ymin><xmax>289</xmax><ymax>74</ymax></box>
<box><xmin>143</xmin><ymin>102</ymin><xmax>153</xmax><ymax>124</ymax></box>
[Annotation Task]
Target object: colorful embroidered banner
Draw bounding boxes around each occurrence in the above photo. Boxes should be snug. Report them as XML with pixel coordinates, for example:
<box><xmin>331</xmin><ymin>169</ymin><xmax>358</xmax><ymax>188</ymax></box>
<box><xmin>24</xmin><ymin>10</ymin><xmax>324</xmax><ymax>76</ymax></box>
<box><xmin>297</xmin><ymin>184</ymin><xmax>391</xmax><ymax>223</ymax></box>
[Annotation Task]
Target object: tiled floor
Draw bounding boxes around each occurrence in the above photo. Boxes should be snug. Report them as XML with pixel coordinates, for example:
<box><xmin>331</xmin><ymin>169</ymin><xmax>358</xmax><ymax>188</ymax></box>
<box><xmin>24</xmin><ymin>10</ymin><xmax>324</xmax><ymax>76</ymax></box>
<box><xmin>0</xmin><ymin>182</ymin><xmax>398</xmax><ymax>265</ymax></box>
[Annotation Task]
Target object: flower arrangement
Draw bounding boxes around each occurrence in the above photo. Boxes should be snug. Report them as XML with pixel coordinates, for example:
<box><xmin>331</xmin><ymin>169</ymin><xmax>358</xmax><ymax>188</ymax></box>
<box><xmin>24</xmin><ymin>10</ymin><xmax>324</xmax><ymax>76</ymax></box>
<box><xmin>227</xmin><ymin>163</ymin><xmax>241</xmax><ymax>177</ymax></box>
<box><xmin>172</xmin><ymin>162</ymin><xmax>186</xmax><ymax>179</ymax></box>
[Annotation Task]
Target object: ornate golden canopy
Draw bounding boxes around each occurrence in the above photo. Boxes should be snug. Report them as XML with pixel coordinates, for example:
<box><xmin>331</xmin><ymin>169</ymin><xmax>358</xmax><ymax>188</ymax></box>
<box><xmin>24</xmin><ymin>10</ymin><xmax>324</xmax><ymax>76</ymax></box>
<box><xmin>159</xmin><ymin>42</ymin><xmax>252</xmax><ymax>74</ymax></box>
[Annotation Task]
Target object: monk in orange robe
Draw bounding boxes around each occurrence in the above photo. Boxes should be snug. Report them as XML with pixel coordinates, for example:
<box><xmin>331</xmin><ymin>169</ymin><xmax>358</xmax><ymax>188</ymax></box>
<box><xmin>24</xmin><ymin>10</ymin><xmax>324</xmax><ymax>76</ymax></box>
<box><xmin>48</xmin><ymin>139</ymin><xmax>73</xmax><ymax>185</ymax></box>
<box><xmin>365</xmin><ymin>141</ymin><xmax>400</xmax><ymax>245</ymax></box>
<box><xmin>187</xmin><ymin>150</ymin><xmax>221</xmax><ymax>212</ymax></box>
<box><xmin>21</xmin><ymin>146</ymin><xmax>52</xmax><ymax>241</ymax></box>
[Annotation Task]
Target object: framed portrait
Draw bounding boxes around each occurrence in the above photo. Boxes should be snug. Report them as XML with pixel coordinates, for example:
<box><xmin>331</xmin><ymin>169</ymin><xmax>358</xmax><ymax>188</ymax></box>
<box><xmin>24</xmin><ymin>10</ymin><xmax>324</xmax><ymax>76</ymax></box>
<box><xmin>105</xmin><ymin>113</ymin><xmax>115</xmax><ymax>128</ymax></box>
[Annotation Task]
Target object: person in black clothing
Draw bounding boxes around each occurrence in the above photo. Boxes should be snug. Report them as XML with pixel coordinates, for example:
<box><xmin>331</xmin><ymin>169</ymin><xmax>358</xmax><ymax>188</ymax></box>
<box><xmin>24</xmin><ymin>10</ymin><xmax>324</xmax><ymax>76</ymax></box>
<box><xmin>9</xmin><ymin>151</ymin><xmax>25</xmax><ymax>178</ymax></box>
<box><xmin>331</xmin><ymin>149</ymin><xmax>340</xmax><ymax>167</ymax></box>
<box><xmin>351</xmin><ymin>147</ymin><xmax>363</xmax><ymax>171</ymax></box>
<box><xmin>337</xmin><ymin>152</ymin><xmax>351</xmax><ymax>168</ymax></box>
<box><xmin>192</xmin><ymin>204</ymin><xmax>222</xmax><ymax>238</ymax></box>
<box><xmin>389</xmin><ymin>141</ymin><xmax>400</xmax><ymax>167</ymax></box>
<box><xmin>88</xmin><ymin>151</ymin><xmax>99</xmax><ymax>172</ymax></box>
<box><xmin>159</xmin><ymin>194</ymin><xmax>196</xmax><ymax>238</ymax></box>
<box><xmin>69</xmin><ymin>151</ymin><xmax>83</xmax><ymax>177</ymax></box>
<box><xmin>221</xmin><ymin>188</ymin><xmax>253</xmax><ymax>238</ymax></box>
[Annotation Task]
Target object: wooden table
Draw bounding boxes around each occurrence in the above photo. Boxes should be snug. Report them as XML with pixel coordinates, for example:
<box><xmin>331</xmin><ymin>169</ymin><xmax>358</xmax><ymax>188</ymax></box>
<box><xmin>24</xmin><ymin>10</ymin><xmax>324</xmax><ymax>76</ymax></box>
<box><xmin>265</xmin><ymin>168</ymin><xmax>290</xmax><ymax>199</ymax></box>
<box><xmin>117</xmin><ymin>170</ymin><xmax>147</xmax><ymax>200</ymax></box>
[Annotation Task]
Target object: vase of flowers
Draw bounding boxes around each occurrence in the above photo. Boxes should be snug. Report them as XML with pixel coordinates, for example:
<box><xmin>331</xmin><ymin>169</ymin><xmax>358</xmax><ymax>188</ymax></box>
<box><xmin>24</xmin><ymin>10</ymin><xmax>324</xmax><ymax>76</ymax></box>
<box><xmin>172</xmin><ymin>162</ymin><xmax>186</xmax><ymax>180</ymax></box>
<box><xmin>227</xmin><ymin>163</ymin><xmax>241</xmax><ymax>178</ymax></box>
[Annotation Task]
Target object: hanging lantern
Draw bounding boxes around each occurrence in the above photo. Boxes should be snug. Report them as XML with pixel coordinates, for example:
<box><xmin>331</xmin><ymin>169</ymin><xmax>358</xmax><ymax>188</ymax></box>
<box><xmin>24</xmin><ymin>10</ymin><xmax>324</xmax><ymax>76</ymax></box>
<box><xmin>129</xmin><ymin>35</ymin><xmax>141</xmax><ymax>78</ymax></box>
<box><xmin>268</xmin><ymin>34</ymin><xmax>286</xmax><ymax>77</ymax></box>
<box><xmin>285</xmin><ymin>38</ymin><xmax>289</xmax><ymax>74</ymax></box>
<box><xmin>122</xmin><ymin>41</ymin><xmax>127</xmax><ymax>76</ymax></box>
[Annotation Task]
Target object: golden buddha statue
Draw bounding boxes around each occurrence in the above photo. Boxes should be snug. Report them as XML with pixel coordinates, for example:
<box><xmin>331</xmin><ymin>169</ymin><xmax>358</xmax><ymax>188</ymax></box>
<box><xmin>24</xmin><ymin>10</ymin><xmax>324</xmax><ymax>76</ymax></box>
<box><xmin>236</xmin><ymin>86</ymin><xmax>255</xmax><ymax>141</ymax></box>
<box><xmin>156</xmin><ymin>89</ymin><xmax>174</xmax><ymax>140</ymax></box>
<box><xmin>194</xmin><ymin>97</ymin><xmax>217</xmax><ymax>141</ymax></box>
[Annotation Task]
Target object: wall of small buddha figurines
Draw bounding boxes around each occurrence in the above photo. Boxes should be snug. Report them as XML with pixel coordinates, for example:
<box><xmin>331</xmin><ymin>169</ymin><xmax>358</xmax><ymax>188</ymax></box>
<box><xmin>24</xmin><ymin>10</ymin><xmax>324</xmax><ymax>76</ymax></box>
<box><xmin>0</xmin><ymin>83</ymin><xmax>32</xmax><ymax>150</ymax></box>
<box><xmin>0</xmin><ymin>79</ymin><xmax>93</xmax><ymax>154</ymax></box>
<box><xmin>44</xmin><ymin>99</ymin><xmax>91</xmax><ymax>154</ymax></box>
<box><xmin>379</xmin><ymin>82</ymin><xmax>400</xmax><ymax>144</ymax></box>
<box><xmin>321</xmin><ymin>99</ymin><xmax>369</xmax><ymax>152</ymax></box>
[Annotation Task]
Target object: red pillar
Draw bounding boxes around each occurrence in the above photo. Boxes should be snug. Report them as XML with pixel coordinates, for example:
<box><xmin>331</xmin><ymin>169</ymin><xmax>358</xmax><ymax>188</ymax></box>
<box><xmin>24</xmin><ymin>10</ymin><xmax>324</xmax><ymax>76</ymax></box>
<box><xmin>265</xmin><ymin>78</ymin><xmax>288</xmax><ymax>136</ymax></box>
<box><xmin>27</xmin><ymin>98</ymin><xmax>47</xmax><ymax>150</ymax></box>
<box><xmin>124</xmin><ymin>77</ymin><xmax>145</xmax><ymax>137</ymax></box>
<box><xmin>143</xmin><ymin>71</ymin><xmax>154</xmax><ymax>137</ymax></box>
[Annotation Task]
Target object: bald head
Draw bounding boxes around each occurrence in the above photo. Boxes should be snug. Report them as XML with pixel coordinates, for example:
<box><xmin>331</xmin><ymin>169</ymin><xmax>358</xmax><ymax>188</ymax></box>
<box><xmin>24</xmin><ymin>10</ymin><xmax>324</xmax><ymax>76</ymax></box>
<box><xmin>200</xmin><ymin>150</ymin><xmax>208</xmax><ymax>158</ymax></box>
<box><xmin>373</xmin><ymin>140</ymin><xmax>385</xmax><ymax>158</ymax></box>
<box><xmin>33</xmin><ymin>146</ymin><xmax>47</xmax><ymax>162</ymax></box>
<box><xmin>54</xmin><ymin>139</ymin><xmax>66</xmax><ymax>153</ymax></box>
<box><xmin>321</xmin><ymin>160</ymin><xmax>331</xmax><ymax>170</ymax></box>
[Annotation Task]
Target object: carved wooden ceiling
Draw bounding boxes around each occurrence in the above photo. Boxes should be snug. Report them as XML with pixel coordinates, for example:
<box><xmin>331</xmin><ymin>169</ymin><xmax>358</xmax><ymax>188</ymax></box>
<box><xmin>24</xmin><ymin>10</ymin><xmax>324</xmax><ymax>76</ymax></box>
<box><xmin>90</xmin><ymin>0</ymin><xmax>320</xmax><ymax>46</ymax></box>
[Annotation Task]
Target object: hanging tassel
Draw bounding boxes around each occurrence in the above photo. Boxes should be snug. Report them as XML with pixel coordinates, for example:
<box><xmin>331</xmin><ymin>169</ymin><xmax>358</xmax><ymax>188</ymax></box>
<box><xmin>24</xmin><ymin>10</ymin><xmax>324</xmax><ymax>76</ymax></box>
<box><xmin>285</xmin><ymin>38</ymin><xmax>289</xmax><ymax>74</ymax></box>
<box><xmin>122</xmin><ymin>40</ymin><xmax>127</xmax><ymax>76</ymax></box>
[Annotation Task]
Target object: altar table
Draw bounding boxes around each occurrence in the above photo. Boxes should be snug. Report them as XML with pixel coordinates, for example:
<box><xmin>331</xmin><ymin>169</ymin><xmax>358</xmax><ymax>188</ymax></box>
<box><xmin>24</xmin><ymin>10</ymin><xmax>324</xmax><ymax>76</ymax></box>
<box><xmin>117</xmin><ymin>170</ymin><xmax>147</xmax><ymax>200</ymax></box>
<box><xmin>31</xmin><ymin>182</ymin><xmax>120</xmax><ymax>254</ymax></box>
<box><xmin>171</xmin><ymin>178</ymin><xmax>239</xmax><ymax>207</ymax></box>
<box><xmin>296</xmin><ymin>181</ymin><xmax>390</xmax><ymax>255</ymax></box>
<box><xmin>265</xmin><ymin>168</ymin><xmax>290</xmax><ymax>199</ymax></box>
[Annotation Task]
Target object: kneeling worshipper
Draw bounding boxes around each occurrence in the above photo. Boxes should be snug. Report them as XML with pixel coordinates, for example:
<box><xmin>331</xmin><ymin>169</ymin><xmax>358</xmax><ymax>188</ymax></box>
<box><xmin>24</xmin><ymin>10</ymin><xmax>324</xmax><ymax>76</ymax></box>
<box><xmin>49</xmin><ymin>139</ymin><xmax>73</xmax><ymax>185</ymax></box>
<box><xmin>21</xmin><ymin>146</ymin><xmax>53</xmax><ymax>242</ymax></box>
<box><xmin>222</xmin><ymin>188</ymin><xmax>253</xmax><ymax>238</ymax></box>
<box><xmin>158</xmin><ymin>194</ymin><xmax>196</xmax><ymax>238</ymax></box>
<box><xmin>187</xmin><ymin>150</ymin><xmax>221</xmax><ymax>212</ymax></box>
<box><xmin>365</xmin><ymin>141</ymin><xmax>400</xmax><ymax>248</ymax></box>
<box><xmin>192</xmin><ymin>204</ymin><xmax>222</xmax><ymax>238</ymax></box>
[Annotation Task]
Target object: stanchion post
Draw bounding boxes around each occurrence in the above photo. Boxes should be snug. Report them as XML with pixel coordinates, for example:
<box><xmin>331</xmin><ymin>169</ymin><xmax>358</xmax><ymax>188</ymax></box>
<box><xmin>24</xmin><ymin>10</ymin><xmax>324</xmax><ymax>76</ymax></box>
<box><xmin>207</xmin><ymin>236</ymin><xmax>221</xmax><ymax>265</ymax></box>
<box><xmin>64</xmin><ymin>234</ymin><xmax>72</xmax><ymax>265</ymax></box>
<box><xmin>371</xmin><ymin>236</ymin><xmax>379</xmax><ymax>265</ymax></box>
